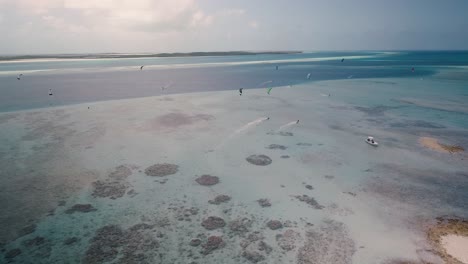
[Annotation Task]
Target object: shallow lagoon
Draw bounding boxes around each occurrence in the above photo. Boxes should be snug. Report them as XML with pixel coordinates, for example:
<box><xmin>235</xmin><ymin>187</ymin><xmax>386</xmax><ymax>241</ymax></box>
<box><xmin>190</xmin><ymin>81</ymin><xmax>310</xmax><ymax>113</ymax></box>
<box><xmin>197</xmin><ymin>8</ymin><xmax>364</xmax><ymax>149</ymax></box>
<box><xmin>0</xmin><ymin>76</ymin><xmax>466</xmax><ymax>263</ymax></box>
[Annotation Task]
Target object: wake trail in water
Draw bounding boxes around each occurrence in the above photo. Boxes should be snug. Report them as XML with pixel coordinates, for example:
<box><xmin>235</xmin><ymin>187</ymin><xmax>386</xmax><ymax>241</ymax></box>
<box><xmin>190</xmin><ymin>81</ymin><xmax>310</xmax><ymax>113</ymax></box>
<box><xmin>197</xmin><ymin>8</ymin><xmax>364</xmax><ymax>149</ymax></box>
<box><xmin>234</xmin><ymin>117</ymin><xmax>269</xmax><ymax>134</ymax></box>
<box><xmin>278</xmin><ymin>121</ymin><xmax>297</xmax><ymax>131</ymax></box>
<box><xmin>215</xmin><ymin>117</ymin><xmax>269</xmax><ymax>150</ymax></box>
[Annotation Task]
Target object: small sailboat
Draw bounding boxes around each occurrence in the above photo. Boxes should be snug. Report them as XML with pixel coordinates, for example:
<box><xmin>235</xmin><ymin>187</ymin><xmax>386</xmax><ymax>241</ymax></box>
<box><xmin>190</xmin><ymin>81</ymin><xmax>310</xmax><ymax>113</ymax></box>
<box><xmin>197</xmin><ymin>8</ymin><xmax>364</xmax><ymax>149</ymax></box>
<box><xmin>366</xmin><ymin>136</ymin><xmax>378</xmax><ymax>146</ymax></box>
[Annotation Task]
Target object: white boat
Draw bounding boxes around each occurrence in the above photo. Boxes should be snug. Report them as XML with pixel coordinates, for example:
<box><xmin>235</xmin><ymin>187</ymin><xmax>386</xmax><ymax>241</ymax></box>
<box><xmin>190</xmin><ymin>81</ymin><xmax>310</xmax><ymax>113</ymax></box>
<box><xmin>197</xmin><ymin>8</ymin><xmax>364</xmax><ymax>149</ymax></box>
<box><xmin>366</xmin><ymin>136</ymin><xmax>378</xmax><ymax>146</ymax></box>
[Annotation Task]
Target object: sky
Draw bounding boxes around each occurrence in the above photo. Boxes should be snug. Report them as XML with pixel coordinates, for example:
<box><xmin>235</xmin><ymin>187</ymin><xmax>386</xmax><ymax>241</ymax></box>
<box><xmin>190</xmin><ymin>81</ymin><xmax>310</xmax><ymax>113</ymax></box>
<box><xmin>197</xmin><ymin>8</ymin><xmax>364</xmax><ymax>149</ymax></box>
<box><xmin>0</xmin><ymin>0</ymin><xmax>467</xmax><ymax>54</ymax></box>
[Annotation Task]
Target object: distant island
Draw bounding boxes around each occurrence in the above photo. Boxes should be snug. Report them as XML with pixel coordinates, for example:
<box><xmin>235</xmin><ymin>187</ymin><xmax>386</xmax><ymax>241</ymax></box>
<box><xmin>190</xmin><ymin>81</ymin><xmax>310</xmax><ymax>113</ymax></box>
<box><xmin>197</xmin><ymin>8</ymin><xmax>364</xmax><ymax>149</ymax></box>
<box><xmin>0</xmin><ymin>51</ymin><xmax>302</xmax><ymax>61</ymax></box>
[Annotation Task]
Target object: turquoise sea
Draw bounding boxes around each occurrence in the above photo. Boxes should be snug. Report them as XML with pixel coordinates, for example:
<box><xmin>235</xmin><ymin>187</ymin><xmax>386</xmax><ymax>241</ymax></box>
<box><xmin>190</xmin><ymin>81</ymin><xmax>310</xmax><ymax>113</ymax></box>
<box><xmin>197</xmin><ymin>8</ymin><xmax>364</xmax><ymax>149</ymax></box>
<box><xmin>0</xmin><ymin>51</ymin><xmax>467</xmax><ymax>263</ymax></box>
<box><xmin>1</xmin><ymin>51</ymin><xmax>467</xmax><ymax>129</ymax></box>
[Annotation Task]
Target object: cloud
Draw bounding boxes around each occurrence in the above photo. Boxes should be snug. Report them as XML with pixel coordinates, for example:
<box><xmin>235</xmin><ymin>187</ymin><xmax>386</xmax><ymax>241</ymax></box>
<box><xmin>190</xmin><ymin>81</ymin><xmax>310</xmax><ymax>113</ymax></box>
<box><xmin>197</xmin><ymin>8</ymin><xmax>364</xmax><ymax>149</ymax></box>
<box><xmin>2</xmin><ymin>0</ymin><xmax>214</xmax><ymax>33</ymax></box>
<box><xmin>249</xmin><ymin>20</ymin><xmax>259</xmax><ymax>29</ymax></box>
<box><xmin>41</xmin><ymin>15</ymin><xmax>87</xmax><ymax>33</ymax></box>
<box><xmin>190</xmin><ymin>11</ymin><xmax>213</xmax><ymax>28</ymax></box>
<box><xmin>0</xmin><ymin>0</ymin><xmax>62</xmax><ymax>14</ymax></box>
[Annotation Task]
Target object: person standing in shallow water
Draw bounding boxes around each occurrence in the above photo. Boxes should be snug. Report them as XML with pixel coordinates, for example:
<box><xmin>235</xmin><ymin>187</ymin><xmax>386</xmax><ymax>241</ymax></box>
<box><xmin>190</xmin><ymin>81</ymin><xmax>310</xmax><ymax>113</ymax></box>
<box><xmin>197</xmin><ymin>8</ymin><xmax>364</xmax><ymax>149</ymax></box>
<box><xmin>239</xmin><ymin>88</ymin><xmax>243</xmax><ymax>96</ymax></box>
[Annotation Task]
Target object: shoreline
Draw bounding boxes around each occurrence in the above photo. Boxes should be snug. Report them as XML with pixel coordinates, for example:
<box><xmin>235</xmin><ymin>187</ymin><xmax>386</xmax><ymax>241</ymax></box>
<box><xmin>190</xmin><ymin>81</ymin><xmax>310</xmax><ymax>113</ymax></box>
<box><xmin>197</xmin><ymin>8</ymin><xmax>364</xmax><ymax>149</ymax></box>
<box><xmin>441</xmin><ymin>234</ymin><xmax>468</xmax><ymax>263</ymax></box>
<box><xmin>0</xmin><ymin>51</ymin><xmax>303</xmax><ymax>63</ymax></box>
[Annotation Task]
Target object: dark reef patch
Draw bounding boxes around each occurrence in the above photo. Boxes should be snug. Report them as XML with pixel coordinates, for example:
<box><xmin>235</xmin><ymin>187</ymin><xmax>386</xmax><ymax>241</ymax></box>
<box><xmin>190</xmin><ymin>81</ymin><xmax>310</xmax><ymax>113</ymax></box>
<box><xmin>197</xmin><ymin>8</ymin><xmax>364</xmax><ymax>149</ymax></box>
<box><xmin>229</xmin><ymin>218</ymin><xmax>252</xmax><ymax>234</ymax></box>
<box><xmin>201</xmin><ymin>216</ymin><xmax>226</xmax><ymax>230</ymax></box>
<box><xmin>297</xmin><ymin>220</ymin><xmax>355</xmax><ymax>264</ymax></box>
<box><xmin>168</xmin><ymin>206</ymin><xmax>199</xmax><ymax>222</ymax></box>
<box><xmin>127</xmin><ymin>189</ymin><xmax>138</xmax><ymax>198</ymax></box>
<box><xmin>65</xmin><ymin>204</ymin><xmax>97</xmax><ymax>214</ymax></box>
<box><xmin>257</xmin><ymin>241</ymin><xmax>272</xmax><ymax>254</ymax></box>
<box><xmin>240</xmin><ymin>232</ymin><xmax>264</xmax><ymax>249</ymax></box>
<box><xmin>83</xmin><ymin>223</ymin><xmax>158</xmax><ymax>264</ymax></box>
<box><xmin>246</xmin><ymin>155</ymin><xmax>272</xmax><ymax>166</ymax></box>
<box><xmin>257</xmin><ymin>199</ymin><xmax>271</xmax><ymax>207</ymax></box>
<box><xmin>108</xmin><ymin>165</ymin><xmax>132</xmax><ymax>181</ymax></box>
<box><xmin>83</xmin><ymin>225</ymin><xmax>124</xmax><ymax>263</ymax></box>
<box><xmin>189</xmin><ymin>239</ymin><xmax>202</xmax><ymax>247</ymax></box>
<box><xmin>267</xmin><ymin>220</ymin><xmax>283</xmax><ymax>230</ymax></box>
<box><xmin>195</xmin><ymin>175</ymin><xmax>219</xmax><ymax>186</ymax></box>
<box><xmin>280</xmin><ymin>155</ymin><xmax>290</xmax><ymax>159</ymax></box>
<box><xmin>63</xmin><ymin>237</ymin><xmax>79</xmax><ymax>246</ymax></box>
<box><xmin>4</xmin><ymin>248</ymin><xmax>21</xmax><ymax>260</ymax></box>
<box><xmin>266</xmin><ymin>144</ymin><xmax>287</xmax><ymax>150</ymax></box>
<box><xmin>18</xmin><ymin>224</ymin><xmax>37</xmax><ymax>237</ymax></box>
<box><xmin>294</xmin><ymin>195</ymin><xmax>324</xmax><ymax>209</ymax></box>
<box><xmin>328</xmin><ymin>124</ymin><xmax>344</xmax><ymax>130</ymax></box>
<box><xmin>242</xmin><ymin>250</ymin><xmax>265</xmax><ymax>263</ymax></box>
<box><xmin>92</xmin><ymin>165</ymin><xmax>133</xmax><ymax>199</ymax></box>
<box><xmin>201</xmin><ymin>236</ymin><xmax>225</xmax><ymax>255</ymax></box>
<box><xmin>144</xmin><ymin>163</ymin><xmax>179</xmax><ymax>177</ymax></box>
<box><xmin>343</xmin><ymin>192</ymin><xmax>356</xmax><ymax>197</ymax></box>
<box><xmin>208</xmin><ymin>195</ymin><xmax>231</xmax><ymax>205</ymax></box>
<box><xmin>92</xmin><ymin>180</ymin><xmax>128</xmax><ymax>199</ymax></box>
<box><xmin>354</xmin><ymin>105</ymin><xmax>401</xmax><ymax>116</ymax></box>
<box><xmin>276</xmin><ymin>229</ymin><xmax>300</xmax><ymax>251</ymax></box>
<box><xmin>278</xmin><ymin>131</ymin><xmax>293</xmax><ymax>137</ymax></box>
<box><xmin>23</xmin><ymin>236</ymin><xmax>45</xmax><ymax>247</ymax></box>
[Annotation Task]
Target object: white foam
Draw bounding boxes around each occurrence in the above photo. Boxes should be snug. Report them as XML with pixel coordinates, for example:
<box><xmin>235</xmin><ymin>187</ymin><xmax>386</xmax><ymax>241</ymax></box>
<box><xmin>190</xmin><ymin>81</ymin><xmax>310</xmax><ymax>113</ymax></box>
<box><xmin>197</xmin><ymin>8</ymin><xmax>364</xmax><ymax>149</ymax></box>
<box><xmin>234</xmin><ymin>117</ymin><xmax>269</xmax><ymax>135</ymax></box>
<box><xmin>215</xmin><ymin>117</ymin><xmax>269</xmax><ymax>149</ymax></box>
<box><xmin>278</xmin><ymin>121</ymin><xmax>298</xmax><ymax>131</ymax></box>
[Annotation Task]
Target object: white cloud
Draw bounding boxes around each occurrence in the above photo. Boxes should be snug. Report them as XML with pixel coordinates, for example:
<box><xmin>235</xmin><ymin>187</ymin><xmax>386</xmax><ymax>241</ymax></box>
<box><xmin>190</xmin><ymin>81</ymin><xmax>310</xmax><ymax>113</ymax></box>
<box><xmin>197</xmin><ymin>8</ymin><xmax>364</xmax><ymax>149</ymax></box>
<box><xmin>4</xmin><ymin>0</ymin><xmax>62</xmax><ymax>9</ymax></box>
<box><xmin>190</xmin><ymin>11</ymin><xmax>213</xmax><ymax>28</ymax></box>
<box><xmin>98</xmin><ymin>0</ymin><xmax>213</xmax><ymax>32</ymax></box>
<box><xmin>249</xmin><ymin>20</ymin><xmax>259</xmax><ymax>29</ymax></box>
<box><xmin>3</xmin><ymin>0</ymin><xmax>214</xmax><ymax>33</ymax></box>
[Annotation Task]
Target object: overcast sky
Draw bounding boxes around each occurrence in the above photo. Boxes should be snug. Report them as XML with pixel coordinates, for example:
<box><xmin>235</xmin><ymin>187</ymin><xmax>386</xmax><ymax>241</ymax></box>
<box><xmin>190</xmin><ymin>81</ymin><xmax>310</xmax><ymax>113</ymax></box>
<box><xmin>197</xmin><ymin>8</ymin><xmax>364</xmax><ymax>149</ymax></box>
<box><xmin>0</xmin><ymin>0</ymin><xmax>467</xmax><ymax>54</ymax></box>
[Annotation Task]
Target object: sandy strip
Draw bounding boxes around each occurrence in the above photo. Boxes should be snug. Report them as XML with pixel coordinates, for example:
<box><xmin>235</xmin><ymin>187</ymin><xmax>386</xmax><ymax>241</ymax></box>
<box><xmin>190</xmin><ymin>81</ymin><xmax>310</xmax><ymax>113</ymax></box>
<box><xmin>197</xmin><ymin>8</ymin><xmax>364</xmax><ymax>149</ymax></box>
<box><xmin>418</xmin><ymin>137</ymin><xmax>464</xmax><ymax>153</ymax></box>
<box><xmin>441</xmin><ymin>234</ymin><xmax>468</xmax><ymax>264</ymax></box>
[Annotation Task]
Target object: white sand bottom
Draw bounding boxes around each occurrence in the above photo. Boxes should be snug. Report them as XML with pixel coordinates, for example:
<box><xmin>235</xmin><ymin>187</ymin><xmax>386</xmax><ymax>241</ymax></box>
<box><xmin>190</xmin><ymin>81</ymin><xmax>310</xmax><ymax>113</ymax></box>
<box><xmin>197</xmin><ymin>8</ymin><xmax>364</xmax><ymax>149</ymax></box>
<box><xmin>1</xmin><ymin>79</ymin><xmax>467</xmax><ymax>263</ymax></box>
<box><xmin>441</xmin><ymin>234</ymin><xmax>468</xmax><ymax>264</ymax></box>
